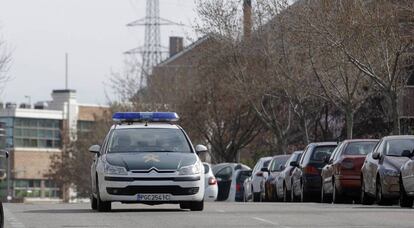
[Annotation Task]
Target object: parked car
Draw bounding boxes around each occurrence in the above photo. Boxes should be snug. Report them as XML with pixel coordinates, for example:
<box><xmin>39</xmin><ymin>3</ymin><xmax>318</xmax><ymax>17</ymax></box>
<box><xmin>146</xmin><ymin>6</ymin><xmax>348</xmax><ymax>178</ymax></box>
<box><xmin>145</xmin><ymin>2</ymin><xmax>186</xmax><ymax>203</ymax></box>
<box><xmin>263</xmin><ymin>155</ymin><xmax>291</xmax><ymax>201</ymax></box>
<box><xmin>400</xmin><ymin>141</ymin><xmax>414</xmax><ymax>208</ymax></box>
<box><xmin>243</xmin><ymin>157</ymin><xmax>272</xmax><ymax>202</ymax></box>
<box><xmin>0</xmin><ymin>150</ymin><xmax>8</xmax><ymax>228</ymax></box>
<box><xmin>203</xmin><ymin>163</ymin><xmax>218</xmax><ymax>201</ymax></box>
<box><xmin>291</xmin><ymin>142</ymin><xmax>337</xmax><ymax>202</ymax></box>
<box><xmin>275</xmin><ymin>151</ymin><xmax>303</xmax><ymax>202</ymax></box>
<box><xmin>361</xmin><ymin>135</ymin><xmax>414</xmax><ymax>205</ymax></box>
<box><xmin>212</xmin><ymin>163</ymin><xmax>251</xmax><ymax>202</ymax></box>
<box><xmin>320</xmin><ymin>139</ymin><xmax>378</xmax><ymax>203</ymax></box>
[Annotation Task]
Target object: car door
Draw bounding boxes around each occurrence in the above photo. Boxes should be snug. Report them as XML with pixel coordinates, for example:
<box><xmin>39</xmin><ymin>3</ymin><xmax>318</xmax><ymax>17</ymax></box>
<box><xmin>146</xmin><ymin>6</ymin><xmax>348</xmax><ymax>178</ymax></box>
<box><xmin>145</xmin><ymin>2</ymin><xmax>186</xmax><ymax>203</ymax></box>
<box><xmin>91</xmin><ymin>131</ymin><xmax>111</xmax><ymax>194</ymax></box>
<box><xmin>402</xmin><ymin>158</ymin><xmax>414</xmax><ymax>193</ymax></box>
<box><xmin>322</xmin><ymin>144</ymin><xmax>341</xmax><ymax>194</ymax></box>
<box><xmin>364</xmin><ymin>140</ymin><xmax>383</xmax><ymax>195</ymax></box>
<box><xmin>215</xmin><ymin>166</ymin><xmax>233</xmax><ymax>201</ymax></box>
<box><xmin>293</xmin><ymin>146</ymin><xmax>309</xmax><ymax>195</ymax></box>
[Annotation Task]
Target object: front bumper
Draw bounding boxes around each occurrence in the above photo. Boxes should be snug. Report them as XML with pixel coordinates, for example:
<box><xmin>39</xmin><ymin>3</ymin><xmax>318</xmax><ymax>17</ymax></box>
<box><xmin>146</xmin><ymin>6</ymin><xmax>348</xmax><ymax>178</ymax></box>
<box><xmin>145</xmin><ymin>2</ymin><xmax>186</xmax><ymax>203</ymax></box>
<box><xmin>99</xmin><ymin>174</ymin><xmax>204</xmax><ymax>203</ymax></box>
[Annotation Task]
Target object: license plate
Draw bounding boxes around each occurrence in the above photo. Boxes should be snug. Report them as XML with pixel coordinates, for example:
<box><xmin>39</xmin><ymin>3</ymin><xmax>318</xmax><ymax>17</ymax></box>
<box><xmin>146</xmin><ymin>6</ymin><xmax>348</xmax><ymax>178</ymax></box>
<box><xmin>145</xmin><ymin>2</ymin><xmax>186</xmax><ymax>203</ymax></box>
<box><xmin>137</xmin><ymin>194</ymin><xmax>171</xmax><ymax>201</ymax></box>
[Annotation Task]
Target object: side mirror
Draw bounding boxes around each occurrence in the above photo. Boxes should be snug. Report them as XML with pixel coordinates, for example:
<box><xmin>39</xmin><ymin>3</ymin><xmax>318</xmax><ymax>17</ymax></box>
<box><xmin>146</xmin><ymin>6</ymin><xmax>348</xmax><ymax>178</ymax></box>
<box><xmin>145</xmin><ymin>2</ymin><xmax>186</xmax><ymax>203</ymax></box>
<box><xmin>279</xmin><ymin>165</ymin><xmax>285</xmax><ymax>171</ymax></box>
<box><xmin>372</xmin><ymin>152</ymin><xmax>380</xmax><ymax>160</ymax></box>
<box><xmin>261</xmin><ymin>167</ymin><xmax>269</xmax><ymax>173</ymax></box>
<box><xmin>89</xmin><ymin>145</ymin><xmax>101</xmax><ymax>154</ymax></box>
<box><xmin>290</xmin><ymin>161</ymin><xmax>299</xmax><ymax>167</ymax></box>
<box><xmin>195</xmin><ymin>144</ymin><xmax>208</xmax><ymax>154</ymax></box>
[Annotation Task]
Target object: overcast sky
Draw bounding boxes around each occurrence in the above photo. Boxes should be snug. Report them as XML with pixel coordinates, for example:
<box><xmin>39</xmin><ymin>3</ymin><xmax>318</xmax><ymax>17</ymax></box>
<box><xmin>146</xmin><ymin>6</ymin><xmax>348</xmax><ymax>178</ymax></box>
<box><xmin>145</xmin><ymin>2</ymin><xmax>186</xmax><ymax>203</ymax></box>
<box><xmin>0</xmin><ymin>0</ymin><xmax>197</xmax><ymax>105</ymax></box>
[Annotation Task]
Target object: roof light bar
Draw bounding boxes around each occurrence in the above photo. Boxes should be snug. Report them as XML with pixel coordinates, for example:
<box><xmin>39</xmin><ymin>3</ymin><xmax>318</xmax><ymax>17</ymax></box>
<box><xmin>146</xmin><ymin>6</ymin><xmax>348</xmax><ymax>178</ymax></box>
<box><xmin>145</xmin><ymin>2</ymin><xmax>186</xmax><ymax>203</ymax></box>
<box><xmin>112</xmin><ymin>112</ymin><xmax>179</xmax><ymax>123</ymax></box>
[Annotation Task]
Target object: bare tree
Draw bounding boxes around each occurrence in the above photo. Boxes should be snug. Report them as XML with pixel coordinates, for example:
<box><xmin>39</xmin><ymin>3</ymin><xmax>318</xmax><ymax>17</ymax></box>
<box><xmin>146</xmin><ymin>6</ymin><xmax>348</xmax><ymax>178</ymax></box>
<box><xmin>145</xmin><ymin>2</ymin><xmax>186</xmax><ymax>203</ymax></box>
<box><xmin>298</xmin><ymin>0</ymin><xmax>414</xmax><ymax>135</ymax></box>
<box><xmin>0</xmin><ymin>35</ymin><xmax>11</xmax><ymax>93</ymax></box>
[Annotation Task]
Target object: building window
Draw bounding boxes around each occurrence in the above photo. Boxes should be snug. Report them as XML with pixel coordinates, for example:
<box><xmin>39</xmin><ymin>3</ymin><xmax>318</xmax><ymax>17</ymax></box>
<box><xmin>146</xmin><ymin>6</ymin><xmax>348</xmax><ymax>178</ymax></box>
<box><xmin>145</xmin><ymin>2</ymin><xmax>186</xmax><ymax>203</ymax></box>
<box><xmin>77</xmin><ymin>120</ymin><xmax>94</xmax><ymax>133</ymax></box>
<box><xmin>0</xmin><ymin>118</ymin><xmax>14</xmax><ymax>148</ymax></box>
<box><xmin>13</xmin><ymin>118</ymin><xmax>62</xmax><ymax>149</ymax></box>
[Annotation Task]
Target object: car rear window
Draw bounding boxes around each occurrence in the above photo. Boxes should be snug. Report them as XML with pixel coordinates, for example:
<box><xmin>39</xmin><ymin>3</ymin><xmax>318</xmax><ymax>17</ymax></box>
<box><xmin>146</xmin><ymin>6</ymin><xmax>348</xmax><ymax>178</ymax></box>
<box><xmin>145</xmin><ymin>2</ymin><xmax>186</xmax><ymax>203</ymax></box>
<box><xmin>344</xmin><ymin>141</ymin><xmax>377</xmax><ymax>155</ymax></box>
<box><xmin>237</xmin><ymin>170</ymin><xmax>252</xmax><ymax>184</ymax></box>
<box><xmin>310</xmin><ymin>146</ymin><xmax>336</xmax><ymax>162</ymax></box>
<box><xmin>270</xmin><ymin>156</ymin><xmax>289</xmax><ymax>171</ymax></box>
<box><xmin>385</xmin><ymin>139</ymin><xmax>414</xmax><ymax>156</ymax></box>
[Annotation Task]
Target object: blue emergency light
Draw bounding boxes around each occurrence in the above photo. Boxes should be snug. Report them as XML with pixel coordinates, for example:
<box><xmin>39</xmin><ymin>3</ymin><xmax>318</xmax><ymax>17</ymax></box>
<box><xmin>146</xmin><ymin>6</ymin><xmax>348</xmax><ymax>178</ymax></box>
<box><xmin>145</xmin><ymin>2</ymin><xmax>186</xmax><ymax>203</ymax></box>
<box><xmin>112</xmin><ymin>112</ymin><xmax>179</xmax><ymax>123</ymax></box>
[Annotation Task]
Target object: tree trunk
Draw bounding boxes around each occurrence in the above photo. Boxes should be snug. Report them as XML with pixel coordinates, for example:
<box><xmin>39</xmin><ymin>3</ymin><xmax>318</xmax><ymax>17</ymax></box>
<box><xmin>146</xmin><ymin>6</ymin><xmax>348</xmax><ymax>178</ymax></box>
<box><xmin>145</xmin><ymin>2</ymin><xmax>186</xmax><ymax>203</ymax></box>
<box><xmin>389</xmin><ymin>92</ymin><xmax>400</xmax><ymax>135</ymax></box>
<box><xmin>344</xmin><ymin>108</ymin><xmax>354</xmax><ymax>139</ymax></box>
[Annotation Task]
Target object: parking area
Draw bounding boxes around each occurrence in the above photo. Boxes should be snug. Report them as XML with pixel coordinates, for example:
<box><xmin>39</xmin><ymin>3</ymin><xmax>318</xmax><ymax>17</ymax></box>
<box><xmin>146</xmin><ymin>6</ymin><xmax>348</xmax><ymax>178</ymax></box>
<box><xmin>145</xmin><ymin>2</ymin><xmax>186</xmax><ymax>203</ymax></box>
<box><xmin>4</xmin><ymin>202</ymin><xmax>414</xmax><ymax>228</ymax></box>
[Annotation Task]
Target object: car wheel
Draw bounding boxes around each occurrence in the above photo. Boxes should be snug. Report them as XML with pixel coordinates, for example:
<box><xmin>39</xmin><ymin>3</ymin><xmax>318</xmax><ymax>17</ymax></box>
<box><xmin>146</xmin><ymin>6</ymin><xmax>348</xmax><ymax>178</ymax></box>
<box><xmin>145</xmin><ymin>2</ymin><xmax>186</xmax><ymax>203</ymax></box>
<box><xmin>189</xmin><ymin>200</ymin><xmax>204</xmax><ymax>211</ymax></box>
<box><xmin>399</xmin><ymin>177</ymin><xmax>413</xmax><ymax>208</ymax></box>
<box><xmin>253</xmin><ymin>192</ymin><xmax>261</xmax><ymax>202</ymax></box>
<box><xmin>179</xmin><ymin>202</ymin><xmax>190</xmax><ymax>209</ymax></box>
<box><xmin>291</xmin><ymin>183</ymin><xmax>297</xmax><ymax>202</ymax></box>
<box><xmin>376</xmin><ymin>177</ymin><xmax>392</xmax><ymax>206</ymax></box>
<box><xmin>321</xmin><ymin>185</ymin><xmax>329</xmax><ymax>203</ymax></box>
<box><xmin>332</xmin><ymin>180</ymin><xmax>342</xmax><ymax>204</ymax></box>
<box><xmin>283</xmin><ymin>183</ymin><xmax>290</xmax><ymax>202</ymax></box>
<box><xmin>96</xmin><ymin>179</ymin><xmax>111</xmax><ymax>212</ymax></box>
<box><xmin>0</xmin><ymin>203</ymin><xmax>4</xmax><ymax>228</ymax></box>
<box><xmin>360</xmin><ymin>177</ymin><xmax>374</xmax><ymax>205</ymax></box>
<box><xmin>300</xmin><ymin>181</ymin><xmax>308</xmax><ymax>202</ymax></box>
<box><xmin>91</xmin><ymin>195</ymin><xmax>98</xmax><ymax>210</ymax></box>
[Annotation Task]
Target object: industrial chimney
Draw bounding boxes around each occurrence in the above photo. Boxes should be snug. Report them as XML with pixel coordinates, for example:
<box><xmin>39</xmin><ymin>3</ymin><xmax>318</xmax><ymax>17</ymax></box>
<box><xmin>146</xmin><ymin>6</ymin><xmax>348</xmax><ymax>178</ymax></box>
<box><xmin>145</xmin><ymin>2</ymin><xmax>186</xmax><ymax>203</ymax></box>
<box><xmin>243</xmin><ymin>0</ymin><xmax>252</xmax><ymax>39</ymax></box>
<box><xmin>169</xmin><ymin>36</ymin><xmax>184</xmax><ymax>57</ymax></box>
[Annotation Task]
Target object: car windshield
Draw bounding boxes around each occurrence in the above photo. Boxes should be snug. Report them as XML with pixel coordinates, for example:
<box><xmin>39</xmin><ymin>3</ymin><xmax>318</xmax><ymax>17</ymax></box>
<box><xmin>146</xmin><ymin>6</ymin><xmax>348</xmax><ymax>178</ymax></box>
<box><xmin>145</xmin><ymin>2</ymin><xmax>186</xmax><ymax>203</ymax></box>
<box><xmin>311</xmin><ymin>146</ymin><xmax>337</xmax><ymax>162</ymax></box>
<box><xmin>385</xmin><ymin>139</ymin><xmax>414</xmax><ymax>156</ymax></box>
<box><xmin>344</xmin><ymin>141</ymin><xmax>377</xmax><ymax>155</ymax></box>
<box><xmin>108</xmin><ymin>128</ymin><xmax>191</xmax><ymax>153</ymax></box>
<box><xmin>271</xmin><ymin>157</ymin><xmax>289</xmax><ymax>171</ymax></box>
<box><xmin>263</xmin><ymin>160</ymin><xmax>271</xmax><ymax>168</ymax></box>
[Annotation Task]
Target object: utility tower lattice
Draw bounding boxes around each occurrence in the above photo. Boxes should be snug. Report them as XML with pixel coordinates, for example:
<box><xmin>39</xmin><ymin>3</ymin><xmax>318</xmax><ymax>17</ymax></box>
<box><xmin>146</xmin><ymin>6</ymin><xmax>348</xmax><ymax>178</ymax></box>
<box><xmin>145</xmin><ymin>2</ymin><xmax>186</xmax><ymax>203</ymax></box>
<box><xmin>125</xmin><ymin>0</ymin><xmax>181</xmax><ymax>89</ymax></box>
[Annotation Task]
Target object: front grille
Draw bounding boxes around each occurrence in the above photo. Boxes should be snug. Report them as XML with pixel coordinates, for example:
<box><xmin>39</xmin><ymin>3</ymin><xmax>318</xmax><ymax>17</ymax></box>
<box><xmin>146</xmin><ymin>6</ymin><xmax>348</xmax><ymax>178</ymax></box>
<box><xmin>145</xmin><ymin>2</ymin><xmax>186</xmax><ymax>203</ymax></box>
<box><xmin>107</xmin><ymin>186</ymin><xmax>199</xmax><ymax>196</ymax></box>
<box><xmin>104</xmin><ymin>176</ymin><xmax>200</xmax><ymax>182</ymax></box>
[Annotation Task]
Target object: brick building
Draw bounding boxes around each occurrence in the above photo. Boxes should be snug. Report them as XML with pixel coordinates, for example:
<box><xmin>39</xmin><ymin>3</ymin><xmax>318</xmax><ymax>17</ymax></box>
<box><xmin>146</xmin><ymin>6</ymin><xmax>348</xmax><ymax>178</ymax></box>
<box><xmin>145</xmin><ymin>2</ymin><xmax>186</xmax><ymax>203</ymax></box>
<box><xmin>0</xmin><ymin>89</ymin><xmax>109</xmax><ymax>200</ymax></box>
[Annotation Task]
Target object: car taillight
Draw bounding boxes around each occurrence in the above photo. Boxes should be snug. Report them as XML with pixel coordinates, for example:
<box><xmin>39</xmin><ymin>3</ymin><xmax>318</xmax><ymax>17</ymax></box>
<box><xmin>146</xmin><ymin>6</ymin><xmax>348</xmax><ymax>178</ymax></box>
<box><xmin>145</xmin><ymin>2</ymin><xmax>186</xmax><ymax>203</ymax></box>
<box><xmin>256</xmin><ymin>172</ymin><xmax>263</xmax><ymax>177</ymax></box>
<box><xmin>208</xmin><ymin>177</ymin><xmax>217</xmax><ymax>185</ymax></box>
<box><xmin>236</xmin><ymin>183</ymin><xmax>241</xmax><ymax>192</ymax></box>
<box><xmin>304</xmin><ymin>166</ymin><xmax>319</xmax><ymax>175</ymax></box>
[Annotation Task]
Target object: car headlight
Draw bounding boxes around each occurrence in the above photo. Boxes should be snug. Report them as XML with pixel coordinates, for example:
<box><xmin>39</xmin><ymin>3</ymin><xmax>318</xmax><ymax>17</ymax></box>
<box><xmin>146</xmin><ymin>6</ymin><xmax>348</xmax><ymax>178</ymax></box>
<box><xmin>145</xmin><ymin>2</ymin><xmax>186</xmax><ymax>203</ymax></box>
<box><xmin>178</xmin><ymin>162</ymin><xmax>201</xmax><ymax>175</ymax></box>
<box><xmin>383</xmin><ymin>169</ymin><xmax>399</xmax><ymax>177</ymax></box>
<box><xmin>104</xmin><ymin>162</ymin><xmax>128</xmax><ymax>175</ymax></box>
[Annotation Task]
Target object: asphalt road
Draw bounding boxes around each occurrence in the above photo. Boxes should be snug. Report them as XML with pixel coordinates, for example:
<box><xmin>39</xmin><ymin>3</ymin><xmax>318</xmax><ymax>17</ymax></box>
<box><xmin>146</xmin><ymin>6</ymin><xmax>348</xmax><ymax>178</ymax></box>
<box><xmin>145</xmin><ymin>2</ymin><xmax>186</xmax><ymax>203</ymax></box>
<box><xmin>3</xmin><ymin>202</ymin><xmax>414</xmax><ymax>228</ymax></box>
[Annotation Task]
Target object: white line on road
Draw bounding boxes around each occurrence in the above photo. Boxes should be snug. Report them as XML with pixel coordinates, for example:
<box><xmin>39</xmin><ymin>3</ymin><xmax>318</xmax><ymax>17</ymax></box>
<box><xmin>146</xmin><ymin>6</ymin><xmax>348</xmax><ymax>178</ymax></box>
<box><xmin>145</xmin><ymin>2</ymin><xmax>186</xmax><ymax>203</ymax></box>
<box><xmin>252</xmin><ymin>217</ymin><xmax>291</xmax><ymax>228</ymax></box>
<box><xmin>215</xmin><ymin>209</ymin><xmax>226</xmax><ymax>213</ymax></box>
<box><xmin>4</xmin><ymin>207</ymin><xmax>26</xmax><ymax>228</ymax></box>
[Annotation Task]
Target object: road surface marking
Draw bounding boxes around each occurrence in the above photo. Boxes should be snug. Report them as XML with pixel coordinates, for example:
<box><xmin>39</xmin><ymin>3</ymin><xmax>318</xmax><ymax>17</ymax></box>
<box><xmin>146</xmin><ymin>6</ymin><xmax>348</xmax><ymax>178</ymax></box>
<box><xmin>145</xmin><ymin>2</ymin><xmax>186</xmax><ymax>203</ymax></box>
<box><xmin>215</xmin><ymin>209</ymin><xmax>225</xmax><ymax>213</ymax></box>
<box><xmin>4</xmin><ymin>207</ymin><xmax>26</xmax><ymax>228</ymax></box>
<box><xmin>252</xmin><ymin>217</ymin><xmax>292</xmax><ymax>228</ymax></box>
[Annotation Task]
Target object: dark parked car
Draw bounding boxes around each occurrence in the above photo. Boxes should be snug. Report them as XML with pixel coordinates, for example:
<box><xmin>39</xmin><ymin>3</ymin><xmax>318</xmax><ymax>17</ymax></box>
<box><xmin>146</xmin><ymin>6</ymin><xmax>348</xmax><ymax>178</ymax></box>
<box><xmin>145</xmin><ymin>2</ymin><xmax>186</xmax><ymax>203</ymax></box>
<box><xmin>361</xmin><ymin>135</ymin><xmax>414</xmax><ymax>205</ymax></box>
<box><xmin>321</xmin><ymin>139</ymin><xmax>378</xmax><ymax>203</ymax></box>
<box><xmin>400</xmin><ymin>143</ymin><xmax>414</xmax><ymax>208</ymax></box>
<box><xmin>213</xmin><ymin>163</ymin><xmax>251</xmax><ymax>202</ymax></box>
<box><xmin>263</xmin><ymin>155</ymin><xmax>290</xmax><ymax>201</ymax></box>
<box><xmin>291</xmin><ymin>142</ymin><xmax>337</xmax><ymax>202</ymax></box>
<box><xmin>275</xmin><ymin>151</ymin><xmax>303</xmax><ymax>202</ymax></box>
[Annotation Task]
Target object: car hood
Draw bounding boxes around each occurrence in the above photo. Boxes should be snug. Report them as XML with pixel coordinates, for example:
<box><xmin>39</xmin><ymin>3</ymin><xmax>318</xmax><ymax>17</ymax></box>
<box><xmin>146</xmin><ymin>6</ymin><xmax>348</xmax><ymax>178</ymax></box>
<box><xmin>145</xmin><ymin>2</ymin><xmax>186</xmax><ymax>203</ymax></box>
<box><xmin>383</xmin><ymin>156</ymin><xmax>410</xmax><ymax>170</ymax></box>
<box><xmin>105</xmin><ymin>152</ymin><xmax>198</xmax><ymax>171</ymax></box>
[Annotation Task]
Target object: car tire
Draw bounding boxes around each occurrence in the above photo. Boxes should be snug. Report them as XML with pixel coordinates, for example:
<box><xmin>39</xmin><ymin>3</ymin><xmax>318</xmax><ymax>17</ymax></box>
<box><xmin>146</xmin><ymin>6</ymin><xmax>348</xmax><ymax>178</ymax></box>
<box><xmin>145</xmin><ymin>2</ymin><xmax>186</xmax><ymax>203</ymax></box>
<box><xmin>360</xmin><ymin>177</ymin><xmax>374</xmax><ymax>205</ymax></box>
<box><xmin>96</xmin><ymin>179</ymin><xmax>111</xmax><ymax>212</ymax></box>
<box><xmin>283</xmin><ymin>183</ymin><xmax>290</xmax><ymax>202</ymax></box>
<box><xmin>332</xmin><ymin>180</ymin><xmax>342</xmax><ymax>204</ymax></box>
<box><xmin>399</xmin><ymin>178</ymin><xmax>413</xmax><ymax>208</ymax></box>
<box><xmin>300</xmin><ymin>182</ymin><xmax>308</xmax><ymax>202</ymax></box>
<box><xmin>253</xmin><ymin>192</ymin><xmax>261</xmax><ymax>202</ymax></box>
<box><xmin>0</xmin><ymin>203</ymin><xmax>4</xmax><ymax>228</ymax></box>
<box><xmin>91</xmin><ymin>195</ymin><xmax>98</xmax><ymax>210</ymax></box>
<box><xmin>321</xmin><ymin>185</ymin><xmax>330</xmax><ymax>203</ymax></box>
<box><xmin>189</xmin><ymin>200</ymin><xmax>204</xmax><ymax>211</ymax></box>
<box><xmin>291</xmin><ymin>183</ymin><xmax>297</xmax><ymax>202</ymax></box>
<box><xmin>376</xmin><ymin>177</ymin><xmax>392</xmax><ymax>206</ymax></box>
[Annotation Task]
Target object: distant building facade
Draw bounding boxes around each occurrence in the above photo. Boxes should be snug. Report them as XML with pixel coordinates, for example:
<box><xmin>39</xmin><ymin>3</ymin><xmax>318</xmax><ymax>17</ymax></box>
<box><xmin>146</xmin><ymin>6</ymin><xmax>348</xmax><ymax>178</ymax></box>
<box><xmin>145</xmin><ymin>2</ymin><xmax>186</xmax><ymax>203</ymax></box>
<box><xmin>0</xmin><ymin>89</ymin><xmax>109</xmax><ymax>200</ymax></box>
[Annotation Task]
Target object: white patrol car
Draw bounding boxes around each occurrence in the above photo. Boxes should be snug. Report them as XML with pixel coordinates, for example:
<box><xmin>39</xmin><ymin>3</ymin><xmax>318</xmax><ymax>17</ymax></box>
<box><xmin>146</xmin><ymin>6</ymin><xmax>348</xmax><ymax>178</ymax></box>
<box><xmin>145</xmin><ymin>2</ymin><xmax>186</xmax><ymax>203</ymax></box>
<box><xmin>89</xmin><ymin>112</ymin><xmax>206</xmax><ymax>212</ymax></box>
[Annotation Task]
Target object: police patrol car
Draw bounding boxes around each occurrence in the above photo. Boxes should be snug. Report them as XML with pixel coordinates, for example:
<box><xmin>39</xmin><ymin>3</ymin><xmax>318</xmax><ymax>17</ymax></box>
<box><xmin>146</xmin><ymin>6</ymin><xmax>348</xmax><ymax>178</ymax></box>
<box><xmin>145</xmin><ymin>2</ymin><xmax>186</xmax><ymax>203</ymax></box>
<box><xmin>89</xmin><ymin>112</ymin><xmax>206</xmax><ymax>212</ymax></box>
